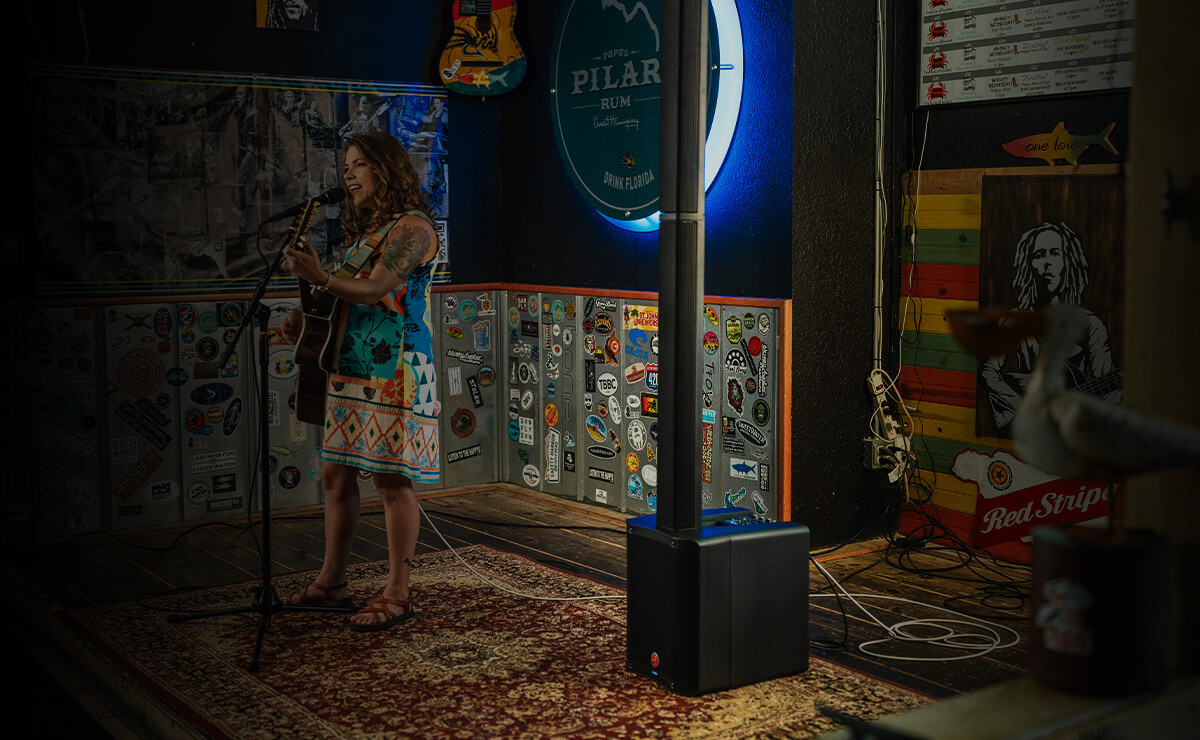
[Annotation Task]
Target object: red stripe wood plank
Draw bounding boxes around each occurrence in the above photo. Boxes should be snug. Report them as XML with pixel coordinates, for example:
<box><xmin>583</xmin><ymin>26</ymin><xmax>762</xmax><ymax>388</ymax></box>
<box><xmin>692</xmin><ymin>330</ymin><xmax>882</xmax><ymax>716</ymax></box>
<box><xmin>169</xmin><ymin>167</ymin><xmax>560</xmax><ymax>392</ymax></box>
<box><xmin>899</xmin><ymin>263</ymin><xmax>979</xmax><ymax>301</ymax></box>
<box><xmin>897</xmin><ymin>365</ymin><xmax>977</xmax><ymax>408</ymax></box>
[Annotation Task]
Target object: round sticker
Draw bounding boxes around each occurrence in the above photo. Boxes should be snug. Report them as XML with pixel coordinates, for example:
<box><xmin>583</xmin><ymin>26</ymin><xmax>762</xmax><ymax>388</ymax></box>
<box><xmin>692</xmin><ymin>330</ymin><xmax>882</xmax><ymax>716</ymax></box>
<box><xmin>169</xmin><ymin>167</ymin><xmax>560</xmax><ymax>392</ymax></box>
<box><xmin>477</xmin><ymin>365</ymin><xmax>495</xmax><ymax>386</ymax></box>
<box><xmin>758</xmin><ymin>312</ymin><xmax>771</xmax><ymax>335</ymax></box>
<box><xmin>752</xmin><ymin>399</ymin><xmax>771</xmax><ymax>426</ymax></box>
<box><xmin>545</xmin><ymin>403</ymin><xmax>559</xmax><ymax>426</ymax></box>
<box><xmin>451</xmin><ymin>408</ymin><xmax>477</xmax><ymax>438</ymax></box>
<box><xmin>522</xmin><ymin>464</ymin><xmax>541</xmax><ymax>486</ymax></box>
<box><xmin>703</xmin><ymin>331</ymin><xmax>719</xmax><ymax>355</ymax></box>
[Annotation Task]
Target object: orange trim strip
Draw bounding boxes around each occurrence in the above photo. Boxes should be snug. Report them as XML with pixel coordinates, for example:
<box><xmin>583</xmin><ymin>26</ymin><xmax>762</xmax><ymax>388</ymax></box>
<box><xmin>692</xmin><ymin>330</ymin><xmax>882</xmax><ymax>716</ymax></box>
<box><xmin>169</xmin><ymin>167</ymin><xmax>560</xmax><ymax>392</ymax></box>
<box><xmin>778</xmin><ymin>299</ymin><xmax>793</xmax><ymax>521</ymax></box>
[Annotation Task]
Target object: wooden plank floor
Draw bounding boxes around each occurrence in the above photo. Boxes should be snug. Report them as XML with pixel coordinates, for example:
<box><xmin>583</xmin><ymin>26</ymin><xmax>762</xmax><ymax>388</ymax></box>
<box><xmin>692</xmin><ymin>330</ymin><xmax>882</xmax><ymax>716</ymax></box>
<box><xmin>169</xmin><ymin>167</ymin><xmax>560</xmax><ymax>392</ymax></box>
<box><xmin>3</xmin><ymin>485</ymin><xmax>1034</xmax><ymax>735</ymax></box>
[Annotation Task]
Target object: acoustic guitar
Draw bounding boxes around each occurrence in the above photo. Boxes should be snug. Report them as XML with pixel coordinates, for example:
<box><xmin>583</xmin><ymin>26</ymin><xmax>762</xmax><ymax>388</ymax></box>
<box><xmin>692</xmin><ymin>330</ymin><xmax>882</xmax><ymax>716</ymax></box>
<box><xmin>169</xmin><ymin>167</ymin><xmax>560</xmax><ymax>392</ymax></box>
<box><xmin>439</xmin><ymin>0</ymin><xmax>526</xmax><ymax>96</ymax></box>
<box><xmin>289</xmin><ymin>201</ymin><xmax>342</xmax><ymax>425</ymax></box>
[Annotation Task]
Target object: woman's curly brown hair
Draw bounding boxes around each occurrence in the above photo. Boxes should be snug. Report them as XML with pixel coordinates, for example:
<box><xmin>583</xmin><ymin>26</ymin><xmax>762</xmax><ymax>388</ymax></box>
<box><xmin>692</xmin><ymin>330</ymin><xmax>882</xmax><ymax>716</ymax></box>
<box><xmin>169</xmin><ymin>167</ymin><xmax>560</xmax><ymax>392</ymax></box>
<box><xmin>340</xmin><ymin>131</ymin><xmax>433</xmax><ymax>239</ymax></box>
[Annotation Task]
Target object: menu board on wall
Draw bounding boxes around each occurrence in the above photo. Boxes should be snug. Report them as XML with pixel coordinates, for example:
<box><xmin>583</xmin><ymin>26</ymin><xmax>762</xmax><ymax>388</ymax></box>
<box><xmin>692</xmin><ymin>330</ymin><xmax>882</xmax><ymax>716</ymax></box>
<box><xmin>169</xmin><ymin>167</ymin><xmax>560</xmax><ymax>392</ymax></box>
<box><xmin>918</xmin><ymin>0</ymin><xmax>1135</xmax><ymax>107</ymax></box>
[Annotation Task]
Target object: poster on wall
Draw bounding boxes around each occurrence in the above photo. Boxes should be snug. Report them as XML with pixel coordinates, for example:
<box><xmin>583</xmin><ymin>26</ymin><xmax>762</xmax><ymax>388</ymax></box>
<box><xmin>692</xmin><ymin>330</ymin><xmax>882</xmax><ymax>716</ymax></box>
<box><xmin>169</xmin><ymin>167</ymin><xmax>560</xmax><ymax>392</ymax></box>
<box><xmin>918</xmin><ymin>0</ymin><xmax>1135</xmax><ymax>106</ymax></box>
<box><xmin>975</xmin><ymin>174</ymin><xmax>1124</xmax><ymax>440</ymax></box>
<box><xmin>256</xmin><ymin>0</ymin><xmax>320</xmax><ymax>31</ymax></box>
<box><xmin>30</xmin><ymin>65</ymin><xmax>449</xmax><ymax>296</ymax></box>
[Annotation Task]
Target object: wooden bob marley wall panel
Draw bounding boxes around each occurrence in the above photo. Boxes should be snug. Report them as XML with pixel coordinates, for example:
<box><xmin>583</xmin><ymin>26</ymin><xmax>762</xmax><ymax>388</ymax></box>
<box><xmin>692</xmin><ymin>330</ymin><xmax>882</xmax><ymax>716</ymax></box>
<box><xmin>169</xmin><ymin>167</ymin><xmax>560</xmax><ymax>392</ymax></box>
<box><xmin>976</xmin><ymin>175</ymin><xmax>1124</xmax><ymax>438</ymax></box>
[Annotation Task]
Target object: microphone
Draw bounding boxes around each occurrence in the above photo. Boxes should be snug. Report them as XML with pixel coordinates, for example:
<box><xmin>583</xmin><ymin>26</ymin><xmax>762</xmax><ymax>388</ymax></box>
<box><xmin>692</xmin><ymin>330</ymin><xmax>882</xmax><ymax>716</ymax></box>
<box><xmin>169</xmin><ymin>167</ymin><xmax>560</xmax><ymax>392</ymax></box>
<box><xmin>260</xmin><ymin>186</ymin><xmax>346</xmax><ymax>226</ymax></box>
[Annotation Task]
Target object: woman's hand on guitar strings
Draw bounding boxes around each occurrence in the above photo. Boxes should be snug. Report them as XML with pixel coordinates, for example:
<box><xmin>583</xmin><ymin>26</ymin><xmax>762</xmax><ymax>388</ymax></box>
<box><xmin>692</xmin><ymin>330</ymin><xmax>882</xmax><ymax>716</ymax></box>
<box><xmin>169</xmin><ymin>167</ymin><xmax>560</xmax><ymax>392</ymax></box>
<box><xmin>282</xmin><ymin>237</ymin><xmax>328</xmax><ymax>285</ymax></box>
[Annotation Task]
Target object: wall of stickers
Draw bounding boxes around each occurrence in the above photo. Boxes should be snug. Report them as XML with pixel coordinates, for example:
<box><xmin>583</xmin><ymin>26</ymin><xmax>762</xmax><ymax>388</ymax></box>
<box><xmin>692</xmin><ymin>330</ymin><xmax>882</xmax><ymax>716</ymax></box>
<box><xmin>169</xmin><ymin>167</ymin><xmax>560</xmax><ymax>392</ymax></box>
<box><xmin>494</xmin><ymin>291</ymin><xmax>786</xmax><ymax>521</ymax></box>
<box><xmin>9</xmin><ymin>286</ymin><xmax>787</xmax><ymax>541</ymax></box>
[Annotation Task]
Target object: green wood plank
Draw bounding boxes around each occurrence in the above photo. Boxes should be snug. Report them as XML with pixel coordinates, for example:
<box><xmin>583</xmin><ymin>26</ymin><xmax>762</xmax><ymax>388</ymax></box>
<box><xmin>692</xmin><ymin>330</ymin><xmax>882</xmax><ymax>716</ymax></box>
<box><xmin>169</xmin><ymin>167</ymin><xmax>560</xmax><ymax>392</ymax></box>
<box><xmin>906</xmin><ymin>332</ymin><xmax>979</xmax><ymax>373</ymax></box>
<box><xmin>901</xmin><ymin>229</ymin><xmax>981</xmax><ymax>265</ymax></box>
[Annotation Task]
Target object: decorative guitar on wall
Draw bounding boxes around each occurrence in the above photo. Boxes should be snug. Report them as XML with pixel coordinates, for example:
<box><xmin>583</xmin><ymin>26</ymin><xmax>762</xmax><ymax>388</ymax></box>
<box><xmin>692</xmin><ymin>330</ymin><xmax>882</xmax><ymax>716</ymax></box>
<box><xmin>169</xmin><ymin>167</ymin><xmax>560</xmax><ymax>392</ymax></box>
<box><xmin>439</xmin><ymin>0</ymin><xmax>526</xmax><ymax>96</ymax></box>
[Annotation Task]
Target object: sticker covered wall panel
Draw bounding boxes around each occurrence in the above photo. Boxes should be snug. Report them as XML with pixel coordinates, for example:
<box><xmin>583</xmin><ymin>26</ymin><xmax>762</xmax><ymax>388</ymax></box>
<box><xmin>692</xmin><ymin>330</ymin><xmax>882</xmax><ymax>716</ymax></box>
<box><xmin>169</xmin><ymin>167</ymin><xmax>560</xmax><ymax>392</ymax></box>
<box><xmin>262</xmin><ymin>297</ymin><xmax>323</xmax><ymax>510</ymax></box>
<box><xmin>27</xmin><ymin>308</ymin><xmax>105</xmax><ymax>538</ymax></box>
<box><xmin>503</xmin><ymin>290</ymin><xmax>545</xmax><ymax>489</ymax></box>
<box><xmin>537</xmin><ymin>293</ymin><xmax>580</xmax><ymax>501</ymax></box>
<box><xmin>103</xmin><ymin>303</ymin><xmax>184</xmax><ymax>530</ymax></box>
<box><xmin>177</xmin><ymin>301</ymin><xmax>254</xmax><ymax>521</ymax></box>
<box><xmin>618</xmin><ymin>300</ymin><xmax>659</xmax><ymax>515</ymax></box>
<box><xmin>716</xmin><ymin>304</ymin><xmax>779</xmax><ymax>520</ymax></box>
<box><xmin>436</xmin><ymin>290</ymin><xmax>500</xmax><ymax>488</ymax></box>
<box><xmin>580</xmin><ymin>295</ymin><xmax>628</xmax><ymax>510</ymax></box>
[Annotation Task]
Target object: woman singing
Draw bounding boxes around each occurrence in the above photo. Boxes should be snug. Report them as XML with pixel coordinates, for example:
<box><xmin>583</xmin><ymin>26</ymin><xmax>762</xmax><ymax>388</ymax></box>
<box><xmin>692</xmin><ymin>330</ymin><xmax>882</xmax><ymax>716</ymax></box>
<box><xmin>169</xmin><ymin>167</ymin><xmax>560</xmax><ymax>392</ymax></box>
<box><xmin>280</xmin><ymin>131</ymin><xmax>440</xmax><ymax>631</ymax></box>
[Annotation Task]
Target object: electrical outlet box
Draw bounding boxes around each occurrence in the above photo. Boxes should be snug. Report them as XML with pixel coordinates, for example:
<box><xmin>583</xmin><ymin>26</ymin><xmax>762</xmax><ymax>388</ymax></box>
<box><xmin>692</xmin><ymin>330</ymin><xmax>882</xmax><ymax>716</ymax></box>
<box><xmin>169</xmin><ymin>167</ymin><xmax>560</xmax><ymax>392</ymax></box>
<box><xmin>862</xmin><ymin>438</ymin><xmax>892</xmax><ymax>470</ymax></box>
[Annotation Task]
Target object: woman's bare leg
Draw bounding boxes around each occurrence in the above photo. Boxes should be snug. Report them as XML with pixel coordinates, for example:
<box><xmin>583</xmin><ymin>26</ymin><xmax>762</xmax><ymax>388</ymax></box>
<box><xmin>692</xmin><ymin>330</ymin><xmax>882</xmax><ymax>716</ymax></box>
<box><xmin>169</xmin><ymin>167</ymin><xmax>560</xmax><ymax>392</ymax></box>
<box><xmin>283</xmin><ymin>460</ymin><xmax>359</xmax><ymax>604</ymax></box>
<box><xmin>348</xmin><ymin>472</ymin><xmax>419</xmax><ymax>627</ymax></box>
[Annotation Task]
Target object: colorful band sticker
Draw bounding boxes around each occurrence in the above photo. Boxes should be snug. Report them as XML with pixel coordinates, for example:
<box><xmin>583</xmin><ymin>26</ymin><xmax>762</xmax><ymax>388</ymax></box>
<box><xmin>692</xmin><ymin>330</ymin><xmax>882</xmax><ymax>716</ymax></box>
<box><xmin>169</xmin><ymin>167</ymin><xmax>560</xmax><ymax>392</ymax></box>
<box><xmin>446</xmin><ymin>326</ymin><xmax>464</xmax><ymax>339</ymax></box>
<box><xmin>545</xmin><ymin>403</ymin><xmax>559</xmax><ymax>426</ymax></box>
<box><xmin>477</xmin><ymin>365</ymin><xmax>495</xmax><ymax>386</ymax></box>
<box><xmin>703</xmin><ymin>331</ymin><xmax>719</xmax><ymax>354</ymax></box>
<box><xmin>626</xmin><ymin>452</ymin><xmax>639</xmax><ymax>473</ymax></box>
<box><xmin>628</xmin><ymin>473</ymin><xmax>643</xmax><ymax>499</ymax></box>
<box><xmin>458</xmin><ymin>300</ymin><xmax>477</xmax><ymax>321</ymax></box>
<box><xmin>704</xmin><ymin>305</ymin><xmax>719</xmax><ymax>325</ymax></box>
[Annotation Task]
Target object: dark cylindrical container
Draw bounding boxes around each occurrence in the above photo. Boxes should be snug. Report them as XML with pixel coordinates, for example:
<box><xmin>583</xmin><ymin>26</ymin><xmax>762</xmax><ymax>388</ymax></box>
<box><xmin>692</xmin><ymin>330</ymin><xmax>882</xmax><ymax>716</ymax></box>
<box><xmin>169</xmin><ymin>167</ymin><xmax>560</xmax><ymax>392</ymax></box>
<box><xmin>1031</xmin><ymin>524</ymin><xmax>1171</xmax><ymax>695</ymax></box>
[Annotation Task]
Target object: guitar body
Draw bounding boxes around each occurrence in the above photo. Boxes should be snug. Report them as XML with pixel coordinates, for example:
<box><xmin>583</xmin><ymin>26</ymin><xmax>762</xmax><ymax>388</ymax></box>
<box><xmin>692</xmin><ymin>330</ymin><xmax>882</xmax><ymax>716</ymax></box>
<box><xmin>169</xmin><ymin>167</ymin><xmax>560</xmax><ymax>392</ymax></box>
<box><xmin>293</xmin><ymin>280</ymin><xmax>342</xmax><ymax>425</ymax></box>
<box><xmin>439</xmin><ymin>0</ymin><xmax>526</xmax><ymax>96</ymax></box>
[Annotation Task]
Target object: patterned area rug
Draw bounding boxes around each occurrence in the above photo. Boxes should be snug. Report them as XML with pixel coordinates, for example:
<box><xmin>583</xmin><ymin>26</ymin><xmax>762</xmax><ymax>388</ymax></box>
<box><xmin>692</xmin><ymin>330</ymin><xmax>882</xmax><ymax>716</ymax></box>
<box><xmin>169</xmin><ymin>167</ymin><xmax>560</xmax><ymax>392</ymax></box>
<box><xmin>62</xmin><ymin>546</ymin><xmax>931</xmax><ymax>739</ymax></box>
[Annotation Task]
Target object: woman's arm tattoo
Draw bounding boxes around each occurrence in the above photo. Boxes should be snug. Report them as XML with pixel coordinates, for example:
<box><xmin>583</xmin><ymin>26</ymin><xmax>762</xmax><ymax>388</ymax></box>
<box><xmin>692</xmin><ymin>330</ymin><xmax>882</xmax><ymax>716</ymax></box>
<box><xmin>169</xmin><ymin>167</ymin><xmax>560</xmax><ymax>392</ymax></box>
<box><xmin>380</xmin><ymin>221</ymin><xmax>432</xmax><ymax>280</ymax></box>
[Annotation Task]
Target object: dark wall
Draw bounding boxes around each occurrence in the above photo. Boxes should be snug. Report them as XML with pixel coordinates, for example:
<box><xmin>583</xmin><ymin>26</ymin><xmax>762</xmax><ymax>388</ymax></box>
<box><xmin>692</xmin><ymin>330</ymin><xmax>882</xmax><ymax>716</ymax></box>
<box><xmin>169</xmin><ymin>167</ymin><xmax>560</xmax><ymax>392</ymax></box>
<box><xmin>498</xmin><ymin>2</ymin><xmax>793</xmax><ymax>298</ymax></box>
<box><xmin>790</xmin><ymin>3</ymin><xmax>894</xmax><ymax>545</ymax></box>
<box><xmin>17</xmin><ymin>0</ymin><xmax>502</xmax><ymax>285</ymax></box>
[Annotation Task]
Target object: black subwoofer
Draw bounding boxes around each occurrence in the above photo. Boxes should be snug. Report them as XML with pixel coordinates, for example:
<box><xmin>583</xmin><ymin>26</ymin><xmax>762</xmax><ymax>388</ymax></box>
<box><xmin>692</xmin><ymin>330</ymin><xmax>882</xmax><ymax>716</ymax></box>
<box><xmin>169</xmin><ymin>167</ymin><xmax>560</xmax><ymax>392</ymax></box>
<box><xmin>626</xmin><ymin>510</ymin><xmax>810</xmax><ymax>695</ymax></box>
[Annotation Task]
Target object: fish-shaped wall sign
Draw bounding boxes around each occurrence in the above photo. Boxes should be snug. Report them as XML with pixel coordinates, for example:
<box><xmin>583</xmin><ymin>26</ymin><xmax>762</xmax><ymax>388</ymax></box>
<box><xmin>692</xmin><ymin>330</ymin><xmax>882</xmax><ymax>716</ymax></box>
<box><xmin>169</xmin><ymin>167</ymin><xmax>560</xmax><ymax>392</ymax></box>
<box><xmin>1002</xmin><ymin>122</ymin><xmax>1118</xmax><ymax>165</ymax></box>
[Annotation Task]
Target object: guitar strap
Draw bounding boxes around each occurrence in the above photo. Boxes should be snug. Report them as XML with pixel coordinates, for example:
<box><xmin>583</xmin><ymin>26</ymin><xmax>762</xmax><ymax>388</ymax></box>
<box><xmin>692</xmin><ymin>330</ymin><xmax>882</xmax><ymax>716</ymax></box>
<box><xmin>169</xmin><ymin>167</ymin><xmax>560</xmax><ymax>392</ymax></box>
<box><xmin>332</xmin><ymin>214</ymin><xmax>402</xmax><ymax>278</ymax></box>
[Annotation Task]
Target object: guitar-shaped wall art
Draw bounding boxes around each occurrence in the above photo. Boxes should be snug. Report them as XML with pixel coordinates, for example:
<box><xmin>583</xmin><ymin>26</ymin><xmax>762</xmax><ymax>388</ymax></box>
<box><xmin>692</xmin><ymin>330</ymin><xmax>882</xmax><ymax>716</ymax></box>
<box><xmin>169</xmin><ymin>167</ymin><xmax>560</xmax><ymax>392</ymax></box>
<box><xmin>439</xmin><ymin>0</ymin><xmax>526</xmax><ymax>96</ymax></box>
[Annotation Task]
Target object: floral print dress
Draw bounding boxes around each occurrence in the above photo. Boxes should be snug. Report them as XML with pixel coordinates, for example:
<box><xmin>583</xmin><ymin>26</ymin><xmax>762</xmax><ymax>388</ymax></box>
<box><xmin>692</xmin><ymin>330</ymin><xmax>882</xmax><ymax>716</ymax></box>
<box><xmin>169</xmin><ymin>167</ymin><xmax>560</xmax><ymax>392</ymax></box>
<box><xmin>320</xmin><ymin>212</ymin><xmax>440</xmax><ymax>481</ymax></box>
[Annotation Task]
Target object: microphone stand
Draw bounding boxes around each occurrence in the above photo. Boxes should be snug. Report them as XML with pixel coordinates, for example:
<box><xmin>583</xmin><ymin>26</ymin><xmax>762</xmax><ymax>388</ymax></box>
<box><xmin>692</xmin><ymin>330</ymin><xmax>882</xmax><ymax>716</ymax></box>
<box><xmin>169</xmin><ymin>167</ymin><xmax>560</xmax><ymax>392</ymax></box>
<box><xmin>167</xmin><ymin>203</ymin><xmax>354</xmax><ymax>672</ymax></box>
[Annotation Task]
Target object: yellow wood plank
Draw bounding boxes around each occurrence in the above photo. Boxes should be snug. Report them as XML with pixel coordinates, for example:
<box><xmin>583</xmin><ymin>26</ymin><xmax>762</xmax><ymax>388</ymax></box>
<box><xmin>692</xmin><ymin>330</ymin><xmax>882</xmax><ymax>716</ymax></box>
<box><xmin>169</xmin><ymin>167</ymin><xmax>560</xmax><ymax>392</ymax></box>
<box><xmin>898</xmin><ymin>296</ymin><xmax>978</xmax><ymax>335</ymax></box>
<box><xmin>902</xmin><ymin>194</ymin><xmax>982</xmax><ymax>230</ymax></box>
<box><xmin>909</xmin><ymin>401</ymin><xmax>1014</xmax><ymax>451</ymax></box>
<box><xmin>903</xmin><ymin>164</ymin><xmax>1125</xmax><ymax>196</ymax></box>
<box><xmin>911</xmin><ymin>470</ymin><xmax>979</xmax><ymax>513</ymax></box>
